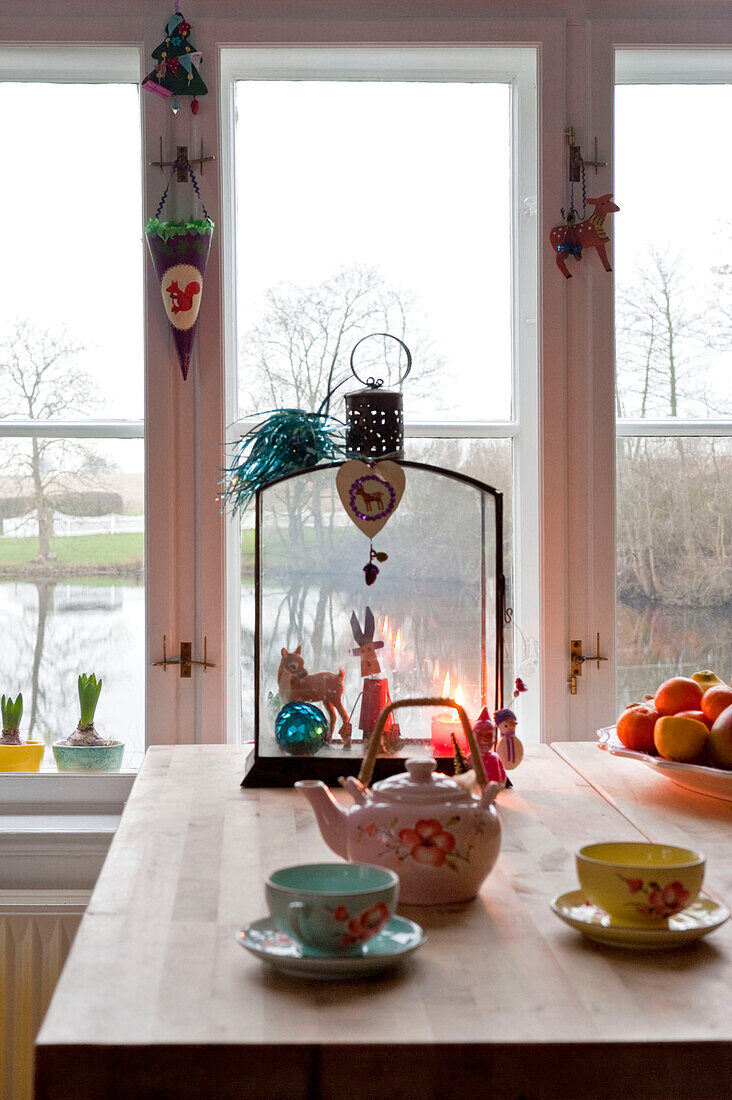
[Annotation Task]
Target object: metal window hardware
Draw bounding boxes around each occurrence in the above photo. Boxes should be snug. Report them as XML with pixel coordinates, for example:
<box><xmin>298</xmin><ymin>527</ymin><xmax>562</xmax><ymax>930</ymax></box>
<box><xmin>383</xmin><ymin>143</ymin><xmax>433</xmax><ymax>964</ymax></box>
<box><xmin>568</xmin><ymin>634</ymin><xmax>608</xmax><ymax>695</ymax></box>
<box><xmin>149</xmin><ymin>138</ymin><xmax>215</xmax><ymax>181</ymax></box>
<box><xmin>564</xmin><ymin>127</ymin><xmax>607</xmax><ymax>181</ymax></box>
<box><xmin>154</xmin><ymin>636</ymin><xmax>215</xmax><ymax>677</ymax></box>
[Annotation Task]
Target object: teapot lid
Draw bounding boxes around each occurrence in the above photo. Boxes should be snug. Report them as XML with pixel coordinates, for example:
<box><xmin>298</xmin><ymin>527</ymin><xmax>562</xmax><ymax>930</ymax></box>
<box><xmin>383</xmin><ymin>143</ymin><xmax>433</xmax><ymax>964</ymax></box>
<box><xmin>372</xmin><ymin>758</ymin><xmax>473</xmax><ymax>804</ymax></box>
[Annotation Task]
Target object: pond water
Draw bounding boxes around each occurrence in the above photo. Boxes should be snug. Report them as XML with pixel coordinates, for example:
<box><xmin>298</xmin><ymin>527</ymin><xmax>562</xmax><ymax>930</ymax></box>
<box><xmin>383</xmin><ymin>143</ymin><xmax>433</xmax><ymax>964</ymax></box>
<box><xmin>1</xmin><ymin>578</ymin><xmax>727</xmax><ymax>774</ymax></box>
<box><xmin>0</xmin><ymin>580</ymin><xmax>145</xmax><ymax>770</ymax></box>
<box><xmin>617</xmin><ymin>601</ymin><xmax>732</xmax><ymax>714</ymax></box>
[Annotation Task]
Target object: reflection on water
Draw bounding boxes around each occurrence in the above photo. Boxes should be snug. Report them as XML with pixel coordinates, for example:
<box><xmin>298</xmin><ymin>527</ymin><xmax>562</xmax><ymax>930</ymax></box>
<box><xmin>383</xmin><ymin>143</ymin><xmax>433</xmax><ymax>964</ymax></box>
<box><xmin>617</xmin><ymin>601</ymin><xmax>732</xmax><ymax>711</ymax></box>
<box><xmin>0</xmin><ymin>580</ymin><xmax>144</xmax><ymax>770</ymax></box>
<box><xmin>251</xmin><ymin>463</ymin><xmax>504</xmax><ymax>760</ymax></box>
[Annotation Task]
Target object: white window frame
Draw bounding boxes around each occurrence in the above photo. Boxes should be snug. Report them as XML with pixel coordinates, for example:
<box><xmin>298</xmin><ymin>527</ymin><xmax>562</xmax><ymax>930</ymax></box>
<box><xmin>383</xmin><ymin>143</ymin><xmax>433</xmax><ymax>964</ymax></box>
<box><xmin>0</xmin><ymin>47</ymin><xmax>149</xmax><ymax>805</ymax></box>
<box><xmin>219</xmin><ymin>46</ymin><xmax>541</xmax><ymax>743</ymax></box>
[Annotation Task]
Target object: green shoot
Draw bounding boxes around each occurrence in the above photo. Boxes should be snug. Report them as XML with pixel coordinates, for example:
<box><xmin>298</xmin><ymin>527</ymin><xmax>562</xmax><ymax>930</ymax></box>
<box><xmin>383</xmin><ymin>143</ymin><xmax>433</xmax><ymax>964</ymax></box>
<box><xmin>78</xmin><ymin>674</ymin><xmax>103</xmax><ymax>727</ymax></box>
<box><xmin>1</xmin><ymin>693</ymin><xmax>23</xmax><ymax>733</ymax></box>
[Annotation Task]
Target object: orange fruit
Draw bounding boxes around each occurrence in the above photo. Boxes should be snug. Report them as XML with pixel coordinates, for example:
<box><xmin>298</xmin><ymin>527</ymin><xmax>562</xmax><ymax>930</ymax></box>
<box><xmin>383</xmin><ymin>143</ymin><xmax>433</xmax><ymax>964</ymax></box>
<box><xmin>654</xmin><ymin>677</ymin><xmax>703</xmax><ymax>716</ymax></box>
<box><xmin>616</xmin><ymin>703</ymin><xmax>658</xmax><ymax>753</ymax></box>
<box><xmin>654</xmin><ymin>715</ymin><xmax>708</xmax><ymax>763</ymax></box>
<box><xmin>701</xmin><ymin>685</ymin><xmax>732</xmax><ymax>724</ymax></box>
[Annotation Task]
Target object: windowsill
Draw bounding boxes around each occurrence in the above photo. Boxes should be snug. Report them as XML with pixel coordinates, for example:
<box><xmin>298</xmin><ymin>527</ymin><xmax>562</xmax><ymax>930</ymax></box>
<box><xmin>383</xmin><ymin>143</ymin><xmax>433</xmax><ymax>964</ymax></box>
<box><xmin>0</xmin><ymin>772</ymin><xmax>135</xmax><ymax>890</ymax></box>
<box><xmin>0</xmin><ymin>770</ymin><xmax>136</xmax><ymax>816</ymax></box>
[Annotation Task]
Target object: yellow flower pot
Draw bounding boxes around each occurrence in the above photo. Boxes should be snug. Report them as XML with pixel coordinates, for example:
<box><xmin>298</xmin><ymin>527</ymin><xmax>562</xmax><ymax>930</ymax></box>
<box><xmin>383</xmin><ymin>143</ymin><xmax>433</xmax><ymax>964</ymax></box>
<box><xmin>0</xmin><ymin>740</ymin><xmax>45</xmax><ymax>772</ymax></box>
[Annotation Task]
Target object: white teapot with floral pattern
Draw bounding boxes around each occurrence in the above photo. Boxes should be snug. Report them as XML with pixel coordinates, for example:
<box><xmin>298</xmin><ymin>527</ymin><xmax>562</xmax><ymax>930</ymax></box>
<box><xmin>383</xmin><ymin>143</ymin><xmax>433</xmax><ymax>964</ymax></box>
<box><xmin>296</xmin><ymin>699</ymin><xmax>502</xmax><ymax>904</ymax></box>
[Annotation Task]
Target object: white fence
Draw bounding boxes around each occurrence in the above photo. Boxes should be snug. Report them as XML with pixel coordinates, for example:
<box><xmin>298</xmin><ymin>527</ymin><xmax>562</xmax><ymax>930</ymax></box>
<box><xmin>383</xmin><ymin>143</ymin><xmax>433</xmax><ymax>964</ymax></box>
<box><xmin>1</xmin><ymin>513</ymin><xmax>144</xmax><ymax>538</ymax></box>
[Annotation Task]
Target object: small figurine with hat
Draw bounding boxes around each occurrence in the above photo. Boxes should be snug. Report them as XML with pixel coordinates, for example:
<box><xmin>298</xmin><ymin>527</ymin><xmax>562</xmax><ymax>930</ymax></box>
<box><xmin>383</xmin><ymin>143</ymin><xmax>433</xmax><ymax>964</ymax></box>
<box><xmin>494</xmin><ymin>684</ymin><xmax>526</xmax><ymax>774</ymax></box>
<box><xmin>471</xmin><ymin>706</ymin><xmax>510</xmax><ymax>788</ymax></box>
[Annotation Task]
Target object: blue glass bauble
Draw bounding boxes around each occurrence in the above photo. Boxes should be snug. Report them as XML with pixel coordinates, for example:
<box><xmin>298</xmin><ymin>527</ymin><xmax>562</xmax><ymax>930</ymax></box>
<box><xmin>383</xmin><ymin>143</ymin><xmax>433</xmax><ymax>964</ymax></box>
<box><xmin>275</xmin><ymin>702</ymin><xmax>328</xmax><ymax>755</ymax></box>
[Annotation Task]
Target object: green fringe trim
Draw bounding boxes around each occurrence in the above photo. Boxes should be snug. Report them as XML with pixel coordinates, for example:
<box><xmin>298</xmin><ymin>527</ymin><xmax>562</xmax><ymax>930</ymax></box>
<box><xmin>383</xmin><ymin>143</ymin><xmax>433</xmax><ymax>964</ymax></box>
<box><xmin>145</xmin><ymin>217</ymin><xmax>215</xmax><ymax>242</ymax></box>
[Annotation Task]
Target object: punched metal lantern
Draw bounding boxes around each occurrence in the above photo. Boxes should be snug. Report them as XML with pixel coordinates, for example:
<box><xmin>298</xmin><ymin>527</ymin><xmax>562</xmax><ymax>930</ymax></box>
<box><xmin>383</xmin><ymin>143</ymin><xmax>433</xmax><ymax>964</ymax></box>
<box><xmin>345</xmin><ymin>333</ymin><xmax>411</xmax><ymax>460</ymax></box>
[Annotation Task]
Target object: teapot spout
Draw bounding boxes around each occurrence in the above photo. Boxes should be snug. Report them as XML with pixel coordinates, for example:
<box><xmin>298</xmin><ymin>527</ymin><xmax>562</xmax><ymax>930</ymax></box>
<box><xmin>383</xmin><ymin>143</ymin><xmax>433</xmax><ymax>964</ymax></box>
<box><xmin>295</xmin><ymin>780</ymin><xmax>349</xmax><ymax>860</ymax></box>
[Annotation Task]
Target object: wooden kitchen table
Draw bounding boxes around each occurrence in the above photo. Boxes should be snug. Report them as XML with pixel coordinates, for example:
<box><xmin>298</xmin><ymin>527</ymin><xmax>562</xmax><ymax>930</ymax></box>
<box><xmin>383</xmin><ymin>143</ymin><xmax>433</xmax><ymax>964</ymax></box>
<box><xmin>35</xmin><ymin>745</ymin><xmax>732</xmax><ymax>1100</ymax></box>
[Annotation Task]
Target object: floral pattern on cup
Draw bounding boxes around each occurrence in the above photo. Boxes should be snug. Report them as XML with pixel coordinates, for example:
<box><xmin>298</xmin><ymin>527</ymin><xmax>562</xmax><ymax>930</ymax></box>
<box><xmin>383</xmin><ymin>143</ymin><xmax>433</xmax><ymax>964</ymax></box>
<box><xmin>355</xmin><ymin>814</ymin><xmax>484</xmax><ymax>872</ymax></box>
<box><xmin>333</xmin><ymin>901</ymin><xmax>391</xmax><ymax>947</ymax></box>
<box><xmin>619</xmin><ymin>874</ymin><xmax>691</xmax><ymax>919</ymax></box>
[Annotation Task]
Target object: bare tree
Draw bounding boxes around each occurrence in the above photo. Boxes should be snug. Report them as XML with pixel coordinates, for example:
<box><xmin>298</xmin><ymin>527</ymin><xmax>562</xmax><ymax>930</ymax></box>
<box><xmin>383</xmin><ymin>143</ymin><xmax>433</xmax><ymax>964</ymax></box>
<box><xmin>0</xmin><ymin>320</ymin><xmax>111</xmax><ymax>562</ymax></box>
<box><xmin>615</xmin><ymin>251</ymin><xmax>732</xmax><ymax>606</ymax></box>
<box><xmin>239</xmin><ymin>264</ymin><xmax>445</xmax><ymax>414</ymax></box>
<box><xmin>615</xmin><ymin>248</ymin><xmax>706</xmax><ymax>420</ymax></box>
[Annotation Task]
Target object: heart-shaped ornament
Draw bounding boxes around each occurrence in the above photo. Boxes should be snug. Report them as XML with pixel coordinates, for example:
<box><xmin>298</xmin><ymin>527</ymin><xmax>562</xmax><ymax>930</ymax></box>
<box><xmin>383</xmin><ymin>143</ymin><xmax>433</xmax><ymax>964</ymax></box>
<box><xmin>336</xmin><ymin>460</ymin><xmax>406</xmax><ymax>538</ymax></box>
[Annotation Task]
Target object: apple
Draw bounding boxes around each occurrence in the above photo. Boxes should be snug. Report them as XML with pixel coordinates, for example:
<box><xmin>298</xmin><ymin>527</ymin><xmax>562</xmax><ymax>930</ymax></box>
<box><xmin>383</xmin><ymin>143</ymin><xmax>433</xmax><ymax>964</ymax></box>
<box><xmin>709</xmin><ymin>704</ymin><xmax>732</xmax><ymax>770</ymax></box>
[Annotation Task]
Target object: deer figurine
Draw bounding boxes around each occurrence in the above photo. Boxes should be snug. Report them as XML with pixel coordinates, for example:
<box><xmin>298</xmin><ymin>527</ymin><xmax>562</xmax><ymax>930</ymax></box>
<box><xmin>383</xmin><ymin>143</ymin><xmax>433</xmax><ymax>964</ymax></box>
<box><xmin>277</xmin><ymin>646</ymin><xmax>352</xmax><ymax>746</ymax></box>
<box><xmin>550</xmin><ymin>194</ymin><xmax>620</xmax><ymax>279</ymax></box>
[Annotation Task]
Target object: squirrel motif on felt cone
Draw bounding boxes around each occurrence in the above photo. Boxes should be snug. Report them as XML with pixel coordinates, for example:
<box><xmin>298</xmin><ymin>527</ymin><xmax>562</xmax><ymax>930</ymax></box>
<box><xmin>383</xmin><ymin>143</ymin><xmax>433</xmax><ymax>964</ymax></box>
<box><xmin>550</xmin><ymin>194</ymin><xmax>620</xmax><ymax>279</ymax></box>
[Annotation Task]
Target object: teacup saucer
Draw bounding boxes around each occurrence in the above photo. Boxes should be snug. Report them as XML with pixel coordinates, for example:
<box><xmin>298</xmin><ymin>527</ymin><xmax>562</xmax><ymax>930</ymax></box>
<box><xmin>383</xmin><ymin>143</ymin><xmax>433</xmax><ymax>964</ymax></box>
<box><xmin>551</xmin><ymin>889</ymin><xmax>730</xmax><ymax>950</ymax></box>
<box><xmin>237</xmin><ymin>914</ymin><xmax>426</xmax><ymax>979</ymax></box>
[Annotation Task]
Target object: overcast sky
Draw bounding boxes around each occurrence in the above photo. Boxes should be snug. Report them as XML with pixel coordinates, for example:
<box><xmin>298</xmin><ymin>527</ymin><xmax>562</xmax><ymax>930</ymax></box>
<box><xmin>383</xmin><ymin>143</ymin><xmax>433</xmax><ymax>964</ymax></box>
<box><xmin>2</xmin><ymin>73</ymin><xmax>732</xmax><ymax>474</ymax></box>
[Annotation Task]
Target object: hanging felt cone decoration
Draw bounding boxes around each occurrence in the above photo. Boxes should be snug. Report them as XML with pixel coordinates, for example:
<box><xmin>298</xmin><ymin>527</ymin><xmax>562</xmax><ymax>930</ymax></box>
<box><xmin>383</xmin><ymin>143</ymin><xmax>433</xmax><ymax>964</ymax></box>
<box><xmin>145</xmin><ymin>159</ymin><xmax>214</xmax><ymax>380</ymax></box>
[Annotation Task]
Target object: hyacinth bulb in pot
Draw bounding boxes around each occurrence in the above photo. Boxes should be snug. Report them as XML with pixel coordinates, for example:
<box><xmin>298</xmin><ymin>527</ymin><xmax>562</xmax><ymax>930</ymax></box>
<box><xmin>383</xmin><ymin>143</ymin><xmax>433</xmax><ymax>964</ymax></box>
<box><xmin>0</xmin><ymin>693</ymin><xmax>45</xmax><ymax>771</ymax></box>
<box><xmin>53</xmin><ymin>674</ymin><xmax>124</xmax><ymax>772</ymax></box>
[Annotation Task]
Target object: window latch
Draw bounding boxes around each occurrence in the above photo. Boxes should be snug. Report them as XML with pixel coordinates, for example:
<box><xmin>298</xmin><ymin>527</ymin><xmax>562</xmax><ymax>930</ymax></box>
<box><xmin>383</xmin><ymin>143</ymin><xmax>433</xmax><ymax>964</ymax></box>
<box><xmin>568</xmin><ymin>634</ymin><xmax>608</xmax><ymax>695</ymax></box>
<box><xmin>154</xmin><ymin>636</ymin><xmax>215</xmax><ymax>677</ymax></box>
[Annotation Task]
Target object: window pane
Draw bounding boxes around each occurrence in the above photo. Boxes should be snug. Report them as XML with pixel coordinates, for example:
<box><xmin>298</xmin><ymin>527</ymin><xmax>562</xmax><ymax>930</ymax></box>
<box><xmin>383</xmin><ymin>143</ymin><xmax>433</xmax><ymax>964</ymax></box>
<box><xmin>235</xmin><ymin>81</ymin><xmax>512</xmax><ymax>420</ymax></box>
<box><xmin>616</xmin><ymin>435</ymin><xmax>732</xmax><ymax>710</ymax></box>
<box><xmin>615</xmin><ymin>84</ymin><xmax>732</xmax><ymax>419</ymax></box>
<box><xmin>0</xmin><ymin>439</ymin><xmax>144</xmax><ymax>769</ymax></box>
<box><xmin>0</xmin><ymin>83</ymin><xmax>144</xmax><ymax>420</ymax></box>
<box><xmin>615</xmin><ymin>71</ymin><xmax>732</xmax><ymax>714</ymax></box>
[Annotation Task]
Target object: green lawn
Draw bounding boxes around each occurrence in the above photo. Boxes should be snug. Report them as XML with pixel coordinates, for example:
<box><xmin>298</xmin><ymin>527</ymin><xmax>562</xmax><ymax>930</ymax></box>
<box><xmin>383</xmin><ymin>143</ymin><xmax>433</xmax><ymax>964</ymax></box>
<box><xmin>0</xmin><ymin>533</ymin><xmax>144</xmax><ymax>567</ymax></box>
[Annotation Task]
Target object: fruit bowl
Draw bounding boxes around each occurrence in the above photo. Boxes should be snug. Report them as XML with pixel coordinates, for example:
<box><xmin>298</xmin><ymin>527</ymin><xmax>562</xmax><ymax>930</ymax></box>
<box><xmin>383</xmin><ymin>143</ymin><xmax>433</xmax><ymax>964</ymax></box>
<box><xmin>597</xmin><ymin>726</ymin><xmax>732</xmax><ymax>803</ymax></box>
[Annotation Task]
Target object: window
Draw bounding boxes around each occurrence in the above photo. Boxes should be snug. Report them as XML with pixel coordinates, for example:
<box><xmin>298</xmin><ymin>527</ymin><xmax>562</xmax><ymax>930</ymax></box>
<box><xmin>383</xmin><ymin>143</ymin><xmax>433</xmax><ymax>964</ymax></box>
<box><xmin>221</xmin><ymin>47</ymin><xmax>539</xmax><ymax>742</ymax></box>
<box><xmin>614</xmin><ymin>50</ymin><xmax>732</xmax><ymax>713</ymax></box>
<box><xmin>0</xmin><ymin>48</ymin><xmax>145</xmax><ymax>769</ymax></box>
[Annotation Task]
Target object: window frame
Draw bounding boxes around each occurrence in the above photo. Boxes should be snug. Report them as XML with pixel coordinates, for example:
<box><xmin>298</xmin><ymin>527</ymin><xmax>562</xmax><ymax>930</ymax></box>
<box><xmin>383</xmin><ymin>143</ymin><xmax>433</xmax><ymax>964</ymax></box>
<box><xmin>219</xmin><ymin>44</ymin><xmax>541</xmax><ymax>744</ymax></box>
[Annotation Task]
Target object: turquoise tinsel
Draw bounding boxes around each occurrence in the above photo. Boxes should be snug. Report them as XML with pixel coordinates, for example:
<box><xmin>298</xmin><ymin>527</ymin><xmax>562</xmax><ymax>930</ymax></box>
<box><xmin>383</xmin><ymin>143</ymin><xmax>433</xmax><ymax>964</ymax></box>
<box><xmin>222</xmin><ymin>409</ymin><xmax>350</xmax><ymax>512</ymax></box>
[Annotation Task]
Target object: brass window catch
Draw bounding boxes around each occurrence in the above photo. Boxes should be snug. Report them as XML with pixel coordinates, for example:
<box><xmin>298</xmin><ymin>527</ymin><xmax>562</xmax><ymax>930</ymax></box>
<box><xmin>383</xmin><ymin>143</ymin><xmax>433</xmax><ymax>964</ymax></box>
<box><xmin>148</xmin><ymin>138</ymin><xmax>215</xmax><ymax>182</ymax></box>
<box><xmin>564</xmin><ymin>128</ymin><xmax>607</xmax><ymax>181</ymax></box>
<box><xmin>154</xmin><ymin>636</ymin><xmax>215</xmax><ymax>677</ymax></box>
<box><xmin>568</xmin><ymin>634</ymin><xmax>608</xmax><ymax>694</ymax></box>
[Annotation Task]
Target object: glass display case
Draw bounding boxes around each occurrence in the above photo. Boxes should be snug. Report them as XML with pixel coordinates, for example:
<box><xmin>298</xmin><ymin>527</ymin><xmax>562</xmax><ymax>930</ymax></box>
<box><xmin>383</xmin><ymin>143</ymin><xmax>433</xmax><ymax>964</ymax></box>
<box><xmin>242</xmin><ymin>460</ymin><xmax>505</xmax><ymax>786</ymax></box>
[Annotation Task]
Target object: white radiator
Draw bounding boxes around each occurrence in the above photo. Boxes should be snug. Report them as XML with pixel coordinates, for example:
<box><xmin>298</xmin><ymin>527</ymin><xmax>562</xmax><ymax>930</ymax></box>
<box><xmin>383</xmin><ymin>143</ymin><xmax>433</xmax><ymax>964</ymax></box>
<box><xmin>0</xmin><ymin>892</ymin><xmax>88</xmax><ymax>1100</ymax></box>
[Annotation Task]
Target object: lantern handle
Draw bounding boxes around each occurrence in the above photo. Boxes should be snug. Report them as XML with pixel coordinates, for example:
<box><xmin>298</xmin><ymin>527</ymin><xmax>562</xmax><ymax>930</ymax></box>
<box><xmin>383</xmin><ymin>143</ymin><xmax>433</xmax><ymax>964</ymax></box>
<box><xmin>349</xmin><ymin>333</ymin><xmax>412</xmax><ymax>389</ymax></box>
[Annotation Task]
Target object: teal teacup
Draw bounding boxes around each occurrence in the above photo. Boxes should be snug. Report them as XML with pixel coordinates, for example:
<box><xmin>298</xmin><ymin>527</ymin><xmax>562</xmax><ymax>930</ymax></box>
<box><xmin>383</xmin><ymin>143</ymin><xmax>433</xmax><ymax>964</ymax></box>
<box><xmin>265</xmin><ymin>862</ymin><xmax>399</xmax><ymax>955</ymax></box>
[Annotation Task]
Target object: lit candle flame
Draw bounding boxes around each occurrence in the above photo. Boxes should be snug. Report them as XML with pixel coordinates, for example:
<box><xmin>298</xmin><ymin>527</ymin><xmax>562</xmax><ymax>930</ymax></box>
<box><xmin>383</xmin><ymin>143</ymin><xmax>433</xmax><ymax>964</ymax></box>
<box><xmin>455</xmin><ymin>684</ymin><xmax>465</xmax><ymax>706</ymax></box>
<box><xmin>442</xmin><ymin>671</ymin><xmax>451</xmax><ymax>697</ymax></box>
<box><xmin>394</xmin><ymin>629</ymin><xmax>402</xmax><ymax>652</ymax></box>
<box><xmin>383</xmin><ymin>615</ymin><xmax>389</xmax><ymax>636</ymax></box>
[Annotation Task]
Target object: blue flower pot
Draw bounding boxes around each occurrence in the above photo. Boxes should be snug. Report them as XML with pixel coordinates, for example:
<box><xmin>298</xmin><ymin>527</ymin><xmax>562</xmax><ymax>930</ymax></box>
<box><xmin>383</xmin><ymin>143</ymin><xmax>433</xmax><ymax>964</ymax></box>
<box><xmin>52</xmin><ymin>741</ymin><xmax>125</xmax><ymax>773</ymax></box>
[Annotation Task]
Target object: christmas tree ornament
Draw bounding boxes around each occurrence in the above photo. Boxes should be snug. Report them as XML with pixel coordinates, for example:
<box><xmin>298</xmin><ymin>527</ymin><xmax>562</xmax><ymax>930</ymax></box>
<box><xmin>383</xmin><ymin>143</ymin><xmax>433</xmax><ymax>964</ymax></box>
<box><xmin>275</xmin><ymin>702</ymin><xmax>328</xmax><ymax>756</ymax></box>
<box><xmin>336</xmin><ymin>459</ymin><xmax>404</xmax><ymax>586</ymax></box>
<box><xmin>145</xmin><ymin>158</ymin><xmax>214</xmax><ymax>381</ymax></box>
<box><xmin>549</xmin><ymin>150</ymin><xmax>619</xmax><ymax>278</ymax></box>
<box><xmin>142</xmin><ymin>7</ymin><xmax>207</xmax><ymax>114</ymax></box>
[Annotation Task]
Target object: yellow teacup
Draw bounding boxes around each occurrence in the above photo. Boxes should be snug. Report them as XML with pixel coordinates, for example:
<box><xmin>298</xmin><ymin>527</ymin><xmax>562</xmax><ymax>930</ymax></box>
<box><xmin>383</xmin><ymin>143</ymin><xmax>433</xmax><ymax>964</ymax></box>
<box><xmin>576</xmin><ymin>842</ymin><xmax>705</xmax><ymax>923</ymax></box>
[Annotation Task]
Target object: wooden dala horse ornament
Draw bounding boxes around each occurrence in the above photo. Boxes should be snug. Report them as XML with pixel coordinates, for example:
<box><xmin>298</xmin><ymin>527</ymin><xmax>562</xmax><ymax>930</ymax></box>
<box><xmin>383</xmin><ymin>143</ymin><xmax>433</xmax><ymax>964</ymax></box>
<box><xmin>550</xmin><ymin>194</ymin><xmax>620</xmax><ymax>279</ymax></box>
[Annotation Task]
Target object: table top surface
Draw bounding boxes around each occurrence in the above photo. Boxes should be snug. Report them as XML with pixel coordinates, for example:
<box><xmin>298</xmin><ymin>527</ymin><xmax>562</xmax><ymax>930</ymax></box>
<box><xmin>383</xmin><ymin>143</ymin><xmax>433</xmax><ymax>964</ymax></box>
<box><xmin>35</xmin><ymin>742</ymin><xmax>732</xmax><ymax>1099</ymax></box>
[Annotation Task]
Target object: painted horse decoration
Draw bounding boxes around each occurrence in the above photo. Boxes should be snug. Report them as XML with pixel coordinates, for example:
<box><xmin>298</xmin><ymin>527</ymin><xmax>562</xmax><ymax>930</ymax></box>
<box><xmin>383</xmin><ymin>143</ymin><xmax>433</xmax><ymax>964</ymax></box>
<box><xmin>278</xmin><ymin>646</ymin><xmax>352</xmax><ymax>746</ymax></box>
<box><xmin>550</xmin><ymin>194</ymin><xmax>620</xmax><ymax>279</ymax></box>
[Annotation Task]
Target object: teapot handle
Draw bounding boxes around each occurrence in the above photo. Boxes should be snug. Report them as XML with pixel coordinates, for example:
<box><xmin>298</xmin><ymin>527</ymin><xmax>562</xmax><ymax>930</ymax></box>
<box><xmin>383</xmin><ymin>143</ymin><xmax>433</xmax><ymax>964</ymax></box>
<box><xmin>358</xmin><ymin>697</ymin><xmax>487</xmax><ymax>789</ymax></box>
